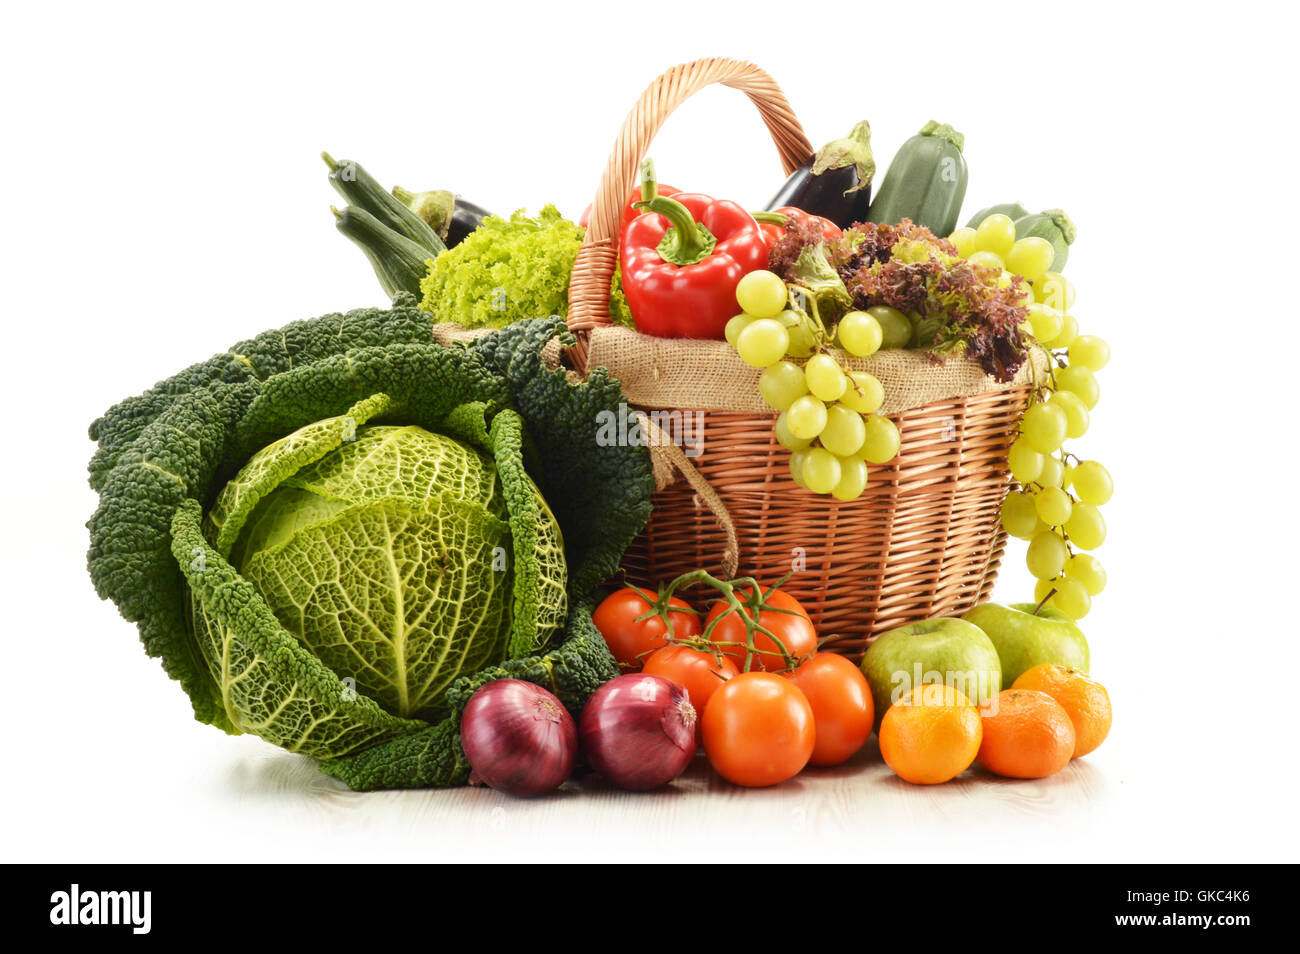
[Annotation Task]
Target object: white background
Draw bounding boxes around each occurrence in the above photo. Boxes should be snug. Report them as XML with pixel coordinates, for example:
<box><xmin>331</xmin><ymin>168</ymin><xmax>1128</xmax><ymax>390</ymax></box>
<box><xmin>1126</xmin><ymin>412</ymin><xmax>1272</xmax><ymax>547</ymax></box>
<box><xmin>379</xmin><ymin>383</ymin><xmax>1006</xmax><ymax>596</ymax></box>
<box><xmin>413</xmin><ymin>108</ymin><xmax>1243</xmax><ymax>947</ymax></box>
<box><xmin>2</xmin><ymin>1</ymin><xmax>1295</xmax><ymax>863</ymax></box>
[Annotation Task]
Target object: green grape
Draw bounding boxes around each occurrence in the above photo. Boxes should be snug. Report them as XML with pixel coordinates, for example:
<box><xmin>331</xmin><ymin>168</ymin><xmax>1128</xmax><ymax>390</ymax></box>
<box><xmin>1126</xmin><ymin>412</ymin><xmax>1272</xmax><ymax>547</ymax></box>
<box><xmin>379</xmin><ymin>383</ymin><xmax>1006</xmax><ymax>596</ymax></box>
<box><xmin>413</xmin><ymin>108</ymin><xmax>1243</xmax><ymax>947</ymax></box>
<box><xmin>1051</xmin><ymin>314</ymin><xmax>1079</xmax><ymax>348</ymax></box>
<box><xmin>1064</xmin><ymin>502</ymin><xmax>1106</xmax><ymax>550</ymax></box>
<box><xmin>1005</xmin><ymin>236</ymin><xmax>1055</xmax><ymax>282</ymax></box>
<box><xmin>735</xmin><ymin>318</ymin><xmax>789</xmax><ymax>368</ymax></box>
<box><xmin>1048</xmin><ymin>390</ymin><xmax>1090</xmax><ymax>440</ymax></box>
<box><xmin>974</xmin><ymin>213</ymin><xmax>1017</xmax><ymax>256</ymax></box>
<box><xmin>1071</xmin><ymin>461</ymin><xmax>1113</xmax><ymax>505</ymax></box>
<box><xmin>1021</xmin><ymin>401</ymin><xmax>1068</xmax><ymax>454</ymax></box>
<box><xmin>1008</xmin><ymin>437</ymin><xmax>1044</xmax><ymax>484</ymax></box>
<box><xmin>787</xmin><ymin>395</ymin><xmax>828</xmax><ymax>440</ymax></box>
<box><xmin>1034</xmin><ymin>486</ymin><xmax>1073</xmax><ymax>527</ymax></box>
<box><xmin>775</xmin><ymin>410</ymin><xmax>813</xmax><ymax>451</ymax></box>
<box><xmin>778</xmin><ymin>309</ymin><xmax>816</xmax><ymax>358</ymax></box>
<box><xmin>1038</xmin><ymin>455</ymin><xmax>1065</xmax><ymax>489</ymax></box>
<box><xmin>1035</xmin><ymin>271</ymin><xmax>1075</xmax><ymax>311</ymax></box>
<box><xmin>1049</xmin><ymin>576</ymin><xmax>1091</xmax><ymax>619</ymax></box>
<box><xmin>1026</xmin><ymin>303</ymin><xmax>1064</xmax><ymax>343</ymax></box>
<box><xmin>860</xmin><ymin>415</ymin><xmax>901</xmax><ymax>463</ymax></box>
<box><xmin>802</xmin><ymin>447</ymin><xmax>842</xmax><ymax>494</ymax></box>
<box><xmin>840</xmin><ymin>371</ymin><xmax>884</xmax><ymax>414</ymax></box>
<box><xmin>968</xmin><ymin>250</ymin><xmax>1005</xmax><ymax>272</ymax></box>
<box><xmin>1066</xmin><ymin>553</ymin><xmax>1106</xmax><ymax>596</ymax></box>
<box><xmin>820</xmin><ymin>404</ymin><xmax>867</xmax><ymax>457</ymax></box>
<box><xmin>759</xmin><ymin>360</ymin><xmax>809</xmax><ymax>411</ymax></box>
<box><xmin>725</xmin><ymin>314</ymin><xmax>755</xmax><ymax>348</ymax></box>
<box><xmin>1056</xmin><ymin>364</ymin><xmax>1099</xmax><ymax>409</ymax></box>
<box><xmin>1069</xmin><ymin>335</ymin><xmax>1111</xmax><ymax>372</ymax></box>
<box><xmin>837</xmin><ymin>311</ymin><xmax>884</xmax><ymax>357</ymax></box>
<box><xmin>1033</xmin><ymin>577</ymin><xmax>1059</xmax><ymax>605</ymax></box>
<box><xmin>789</xmin><ymin>448</ymin><xmax>811</xmax><ymax>485</ymax></box>
<box><xmin>805</xmin><ymin>354</ymin><xmax>848</xmax><ymax>401</ymax></box>
<box><xmin>1018</xmin><ymin>284</ymin><xmax>1037</xmax><ymax>308</ymax></box>
<box><xmin>867</xmin><ymin>305</ymin><xmax>912</xmax><ymax>349</ymax></box>
<box><xmin>949</xmin><ymin>227</ymin><xmax>977</xmax><ymax>257</ymax></box>
<box><xmin>1026</xmin><ymin>530</ymin><xmax>1068</xmax><ymax>580</ymax></box>
<box><xmin>1001</xmin><ymin>491</ymin><xmax>1039</xmax><ymax>539</ymax></box>
<box><xmin>1062</xmin><ymin>464</ymin><xmax>1075</xmax><ymax>490</ymax></box>
<box><xmin>831</xmin><ymin>457</ymin><xmax>869</xmax><ymax>501</ymax></box>
<box><xmin>735</xmin><ymin>269</ymin><xmax>788</xmax><ymax>319</ymax></box>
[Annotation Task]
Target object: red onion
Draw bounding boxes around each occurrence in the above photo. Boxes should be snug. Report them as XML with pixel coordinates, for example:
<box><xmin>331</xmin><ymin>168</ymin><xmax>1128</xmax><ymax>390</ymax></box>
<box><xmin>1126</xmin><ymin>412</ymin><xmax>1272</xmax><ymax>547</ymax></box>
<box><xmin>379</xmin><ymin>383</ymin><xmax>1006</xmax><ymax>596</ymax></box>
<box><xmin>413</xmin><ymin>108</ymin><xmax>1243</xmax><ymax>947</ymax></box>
<box><xmin>461</xmin><ymin>679</ymin><xmax>577</xmax><ymax>797</ymax></box>
<box><xmin>579</xmin><ymin>674</ymin><xmax>697</xmax><ymax>790</ymax></box>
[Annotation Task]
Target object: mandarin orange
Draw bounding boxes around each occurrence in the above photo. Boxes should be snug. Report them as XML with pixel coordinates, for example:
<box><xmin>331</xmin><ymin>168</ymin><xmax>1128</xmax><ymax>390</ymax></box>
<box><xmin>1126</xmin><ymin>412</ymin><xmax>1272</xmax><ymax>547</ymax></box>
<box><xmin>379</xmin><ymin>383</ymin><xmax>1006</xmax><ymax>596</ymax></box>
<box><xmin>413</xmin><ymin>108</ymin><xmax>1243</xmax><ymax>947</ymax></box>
<box><xmin>976</xmin><ymin>689</ymin><xmax>1075</xmax><ymax>778</ymax></box>
<box><xmin>878</xmin><ymin>684</ymin><xmax>981</xmax><ymax>785</ymax></box>
<box><xmin>1012</xmin><ymin>664</ymin><xmax>1112</xmax><ymax>758</ymax></box>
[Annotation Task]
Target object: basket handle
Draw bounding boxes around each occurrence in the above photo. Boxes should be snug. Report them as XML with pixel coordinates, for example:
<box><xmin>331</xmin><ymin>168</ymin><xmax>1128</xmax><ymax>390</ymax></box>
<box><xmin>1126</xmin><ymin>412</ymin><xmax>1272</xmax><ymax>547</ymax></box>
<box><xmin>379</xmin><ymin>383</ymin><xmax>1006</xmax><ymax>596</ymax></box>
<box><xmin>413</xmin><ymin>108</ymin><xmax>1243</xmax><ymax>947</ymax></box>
<box><xmin>566</xmin><ymin>58</ymin><xmax>813</xmax><ymax>367</ymax></box>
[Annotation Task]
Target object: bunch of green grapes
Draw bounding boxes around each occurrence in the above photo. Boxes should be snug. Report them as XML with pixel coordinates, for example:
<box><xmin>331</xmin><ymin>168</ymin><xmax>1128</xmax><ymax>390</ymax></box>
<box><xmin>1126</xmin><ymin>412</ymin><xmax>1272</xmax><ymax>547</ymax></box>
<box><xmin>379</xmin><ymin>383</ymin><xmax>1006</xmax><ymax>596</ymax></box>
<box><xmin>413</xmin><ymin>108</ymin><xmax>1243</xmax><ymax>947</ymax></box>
<box><xmin>953</xmin><ymin>214</ymin><xmax>1113</xmax><ymax>620</ymax></box>
<box><xmin>725</xmin><ymin>269</ymin><xmax>902</xmax><ymax>501</ymax></box>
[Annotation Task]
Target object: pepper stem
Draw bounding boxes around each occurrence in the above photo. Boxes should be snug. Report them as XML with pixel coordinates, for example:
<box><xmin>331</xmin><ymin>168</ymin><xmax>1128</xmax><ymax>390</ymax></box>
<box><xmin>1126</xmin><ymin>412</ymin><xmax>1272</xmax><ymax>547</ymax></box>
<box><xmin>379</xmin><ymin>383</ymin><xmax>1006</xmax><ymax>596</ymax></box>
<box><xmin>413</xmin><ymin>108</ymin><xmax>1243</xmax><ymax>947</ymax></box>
<box><xmin>634</xmin><ymin>161</ymin><xmax>717</xmax><ymax>267</ymax></box>
<box><xmin>640</xmin><ymin>158</ymin><xmax>658</xmax><ymax>205</ymax></box>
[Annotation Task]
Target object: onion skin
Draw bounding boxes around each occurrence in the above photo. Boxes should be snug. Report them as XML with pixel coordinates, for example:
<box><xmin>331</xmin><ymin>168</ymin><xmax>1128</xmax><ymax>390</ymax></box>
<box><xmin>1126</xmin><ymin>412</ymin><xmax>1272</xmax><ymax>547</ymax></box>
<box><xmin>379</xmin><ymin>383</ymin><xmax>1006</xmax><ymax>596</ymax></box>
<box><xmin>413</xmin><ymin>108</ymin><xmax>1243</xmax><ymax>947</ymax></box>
<box><xmin>579</xmin><ymin>674</ymin><xmax>697</xmax><ymax>791</ymax></box>
<box><xmin>460</xmin><ymin>679</ymin><xmax>577</xmax><ymax>797</ymax></box>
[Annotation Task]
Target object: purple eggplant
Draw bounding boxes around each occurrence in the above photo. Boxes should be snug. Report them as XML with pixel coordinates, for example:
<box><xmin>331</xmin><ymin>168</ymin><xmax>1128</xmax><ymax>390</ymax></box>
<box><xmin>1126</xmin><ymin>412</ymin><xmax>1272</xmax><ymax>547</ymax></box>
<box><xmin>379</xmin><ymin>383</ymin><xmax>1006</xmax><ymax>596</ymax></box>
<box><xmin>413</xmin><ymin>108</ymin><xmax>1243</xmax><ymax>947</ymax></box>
<box><xmin>391</xmin><ymin>186</ymin><xmax>492</xmax><ymax>248</ymax></box>
<box><xmin>765</xmin><ymin>121</ymin><xmax>875</xmax><ymax>228</ymax></box>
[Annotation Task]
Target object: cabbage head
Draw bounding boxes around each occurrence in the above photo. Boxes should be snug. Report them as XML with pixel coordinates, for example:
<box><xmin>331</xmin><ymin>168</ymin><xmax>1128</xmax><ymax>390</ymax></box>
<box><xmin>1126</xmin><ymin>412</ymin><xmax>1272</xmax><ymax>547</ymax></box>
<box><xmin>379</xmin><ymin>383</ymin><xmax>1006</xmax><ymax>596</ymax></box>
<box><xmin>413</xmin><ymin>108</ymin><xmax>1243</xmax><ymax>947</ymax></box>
<box><xmin>87</xmin><ymin>304</ymin><xmax>654</xmax><ymax>789</ymax></box>
<box><xmin>197</xmin><ymin>401</ymin><xmax>568</xmax><ymax>725</ymax></box>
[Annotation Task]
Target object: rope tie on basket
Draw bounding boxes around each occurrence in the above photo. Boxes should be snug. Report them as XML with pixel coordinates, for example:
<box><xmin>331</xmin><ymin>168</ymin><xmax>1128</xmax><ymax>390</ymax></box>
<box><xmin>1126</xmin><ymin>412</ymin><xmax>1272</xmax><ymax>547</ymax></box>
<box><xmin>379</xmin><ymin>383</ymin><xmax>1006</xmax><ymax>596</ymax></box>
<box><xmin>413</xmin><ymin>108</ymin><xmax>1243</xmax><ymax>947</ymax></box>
<box><xmin>635</xmin><ymin>410</ymin><xmax>739</xmax><ymax>578</ymax></box>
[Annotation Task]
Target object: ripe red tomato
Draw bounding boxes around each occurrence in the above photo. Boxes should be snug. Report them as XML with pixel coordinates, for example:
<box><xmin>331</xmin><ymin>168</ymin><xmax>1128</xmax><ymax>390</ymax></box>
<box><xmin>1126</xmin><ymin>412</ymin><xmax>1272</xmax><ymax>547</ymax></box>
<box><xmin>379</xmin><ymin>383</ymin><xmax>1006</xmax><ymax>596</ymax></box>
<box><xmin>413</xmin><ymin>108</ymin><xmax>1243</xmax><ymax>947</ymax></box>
<box><xmin>593</xmin><ymin>587</ymin><xmax>701</xmax><ymax>670</ymax></box>
<box><xmin>643</xmin><ymin>645</ymin><xmax>739</xmax><ymax>744</ymax></box>
<box><xmin>701</xmin><ymin>672</ymin><xmax>815</xmax><ymax>787</ymax></box>
<box><xmin>704</xmin><ymin>587</ymin><xmax>818</xmax><ymax>673</ymax></box>
<box><xmin>786</xmin><ymin>652</ymin><xmax>875</xmax><ymax>766</ymax></box>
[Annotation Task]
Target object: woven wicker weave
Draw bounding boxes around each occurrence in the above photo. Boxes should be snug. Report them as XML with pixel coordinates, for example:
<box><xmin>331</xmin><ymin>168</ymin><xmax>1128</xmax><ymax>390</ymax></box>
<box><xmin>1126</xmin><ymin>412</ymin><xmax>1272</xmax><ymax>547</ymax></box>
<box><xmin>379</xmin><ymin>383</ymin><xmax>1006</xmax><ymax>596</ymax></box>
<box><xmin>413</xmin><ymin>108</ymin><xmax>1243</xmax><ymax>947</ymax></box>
<box><xmin>566</xmin><ymin>58</ymin><xmax>1027</xmax><ymax>659</ymax></box>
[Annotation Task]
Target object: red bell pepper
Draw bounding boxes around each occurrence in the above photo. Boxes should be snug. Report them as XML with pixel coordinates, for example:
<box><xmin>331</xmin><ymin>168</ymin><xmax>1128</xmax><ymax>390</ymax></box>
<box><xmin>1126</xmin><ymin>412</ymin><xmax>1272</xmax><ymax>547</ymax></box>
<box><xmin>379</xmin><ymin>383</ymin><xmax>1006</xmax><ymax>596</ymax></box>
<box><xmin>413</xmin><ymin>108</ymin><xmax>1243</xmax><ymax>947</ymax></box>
<box><xmin>620</xmin><ymin>176</ymin><xmax>768</xmax><ymax>340</ymax></box>
<box><xmin>754</xmin><ymin>207</ymin><xmax>843</xmax><ymax>249</ymax></box>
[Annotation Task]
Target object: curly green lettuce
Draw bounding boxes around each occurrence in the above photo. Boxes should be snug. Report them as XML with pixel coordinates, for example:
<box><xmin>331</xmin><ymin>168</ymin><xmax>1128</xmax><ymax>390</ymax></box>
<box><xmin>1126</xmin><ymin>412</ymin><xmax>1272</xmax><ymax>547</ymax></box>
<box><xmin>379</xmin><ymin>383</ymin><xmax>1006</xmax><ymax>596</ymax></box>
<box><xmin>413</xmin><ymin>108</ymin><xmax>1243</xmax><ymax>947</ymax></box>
<box><xmin>87</xmin><ymin>299</ymin><xmax>654</xmax><ymax>789</ymax></box>
<box><xmin>418</xmin><ymin>205</ymin><xmax>633</xmax><ymax>329</ymax></box>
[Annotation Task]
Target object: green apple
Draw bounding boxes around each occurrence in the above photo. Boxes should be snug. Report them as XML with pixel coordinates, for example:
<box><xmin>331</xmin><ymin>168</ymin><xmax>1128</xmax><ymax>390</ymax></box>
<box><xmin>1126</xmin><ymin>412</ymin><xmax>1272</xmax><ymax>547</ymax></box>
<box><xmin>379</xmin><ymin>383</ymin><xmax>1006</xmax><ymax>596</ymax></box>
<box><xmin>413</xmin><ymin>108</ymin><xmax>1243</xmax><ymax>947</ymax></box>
<box><xmin>961</xmin><ymin>602</ymin><xmax>1089</xmax><ymax>687</ymax></box>
<box><xmin>861</xmin><ymin>618</ymin><xmax>1002</xmax><ymax>727</ymax></box>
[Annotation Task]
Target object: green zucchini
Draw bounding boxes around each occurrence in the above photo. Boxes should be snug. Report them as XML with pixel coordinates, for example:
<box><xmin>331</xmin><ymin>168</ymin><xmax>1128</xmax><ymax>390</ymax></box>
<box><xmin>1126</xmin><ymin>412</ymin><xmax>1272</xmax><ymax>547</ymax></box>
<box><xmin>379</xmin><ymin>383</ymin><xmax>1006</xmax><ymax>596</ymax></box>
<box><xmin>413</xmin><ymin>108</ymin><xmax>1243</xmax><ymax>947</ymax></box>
<box><xmin>866</xmin><ymin>120</ymin><xmax>968</xmax><ymax>236</ymax></box>
<box><xmin>331</xmin><ymin>205</ymin><xmax>432</xmax><ymax>299</ymax></box>
<box><xmin>966</xmin><ymin>203</ymin><xmax>1030</xmax><ymax>229</ymax></box>
<box><xmin>322</xmin><ymin>153</ymin><xmax>445</xmax><ymax>256</ymax></box>
<box><xmin>1015</xmin><ymin>209</ymin><xmax>1076</xmax><ymax>272</ymax></box>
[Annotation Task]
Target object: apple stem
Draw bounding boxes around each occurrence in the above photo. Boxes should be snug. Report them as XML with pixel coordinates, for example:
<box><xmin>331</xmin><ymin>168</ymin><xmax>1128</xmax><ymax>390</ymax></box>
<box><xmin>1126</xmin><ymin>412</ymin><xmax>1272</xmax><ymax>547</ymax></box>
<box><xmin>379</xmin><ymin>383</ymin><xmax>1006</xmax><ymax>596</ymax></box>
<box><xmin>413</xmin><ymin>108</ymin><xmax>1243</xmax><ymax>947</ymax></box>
<box><xmin>1032</xmin><ymin>588</ymin><xmax>1058</xmax><ymax>616</ymax></box>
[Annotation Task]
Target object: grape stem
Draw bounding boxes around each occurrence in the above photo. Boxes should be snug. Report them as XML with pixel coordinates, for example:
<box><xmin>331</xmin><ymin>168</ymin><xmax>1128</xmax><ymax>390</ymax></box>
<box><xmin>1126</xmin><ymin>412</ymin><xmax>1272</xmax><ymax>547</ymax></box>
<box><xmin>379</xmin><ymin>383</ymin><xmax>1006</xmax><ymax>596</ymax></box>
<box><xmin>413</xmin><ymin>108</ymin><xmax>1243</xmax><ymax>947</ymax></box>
<box><xmin>788</xmin><ymin>283</ymin><xmax>831</xmax><ymax>343</ymax></box>
<box><xmin>785</xmin><ymin>281</ymin><xmax>865</xmax><ymax>395</ymax></box>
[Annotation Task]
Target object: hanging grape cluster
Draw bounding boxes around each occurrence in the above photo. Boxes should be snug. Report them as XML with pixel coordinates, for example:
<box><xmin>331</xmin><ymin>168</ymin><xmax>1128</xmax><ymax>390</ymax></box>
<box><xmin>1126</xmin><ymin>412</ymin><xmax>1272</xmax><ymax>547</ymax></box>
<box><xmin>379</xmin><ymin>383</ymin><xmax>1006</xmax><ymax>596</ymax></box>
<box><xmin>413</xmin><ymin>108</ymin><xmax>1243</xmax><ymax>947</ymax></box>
<box><xmin>726</xmin><ymin>269</ymin><xmax>901</xmax><ymax>500</ymax></box>
<box><xmin>952</xmin><ymin>214</ymin><xmax>1112</xmax><ymax>619</ymax></box>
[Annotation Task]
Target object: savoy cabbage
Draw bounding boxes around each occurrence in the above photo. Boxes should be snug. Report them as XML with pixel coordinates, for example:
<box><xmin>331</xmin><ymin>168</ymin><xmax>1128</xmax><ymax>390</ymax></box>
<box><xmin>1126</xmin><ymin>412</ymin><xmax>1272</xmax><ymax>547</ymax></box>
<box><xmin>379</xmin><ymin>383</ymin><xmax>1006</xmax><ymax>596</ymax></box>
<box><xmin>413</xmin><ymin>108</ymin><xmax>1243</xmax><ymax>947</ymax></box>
<box><xmin>87</xmin><ymin>299</ymin><xmax>654</xmax><ymax>789</ymax></box>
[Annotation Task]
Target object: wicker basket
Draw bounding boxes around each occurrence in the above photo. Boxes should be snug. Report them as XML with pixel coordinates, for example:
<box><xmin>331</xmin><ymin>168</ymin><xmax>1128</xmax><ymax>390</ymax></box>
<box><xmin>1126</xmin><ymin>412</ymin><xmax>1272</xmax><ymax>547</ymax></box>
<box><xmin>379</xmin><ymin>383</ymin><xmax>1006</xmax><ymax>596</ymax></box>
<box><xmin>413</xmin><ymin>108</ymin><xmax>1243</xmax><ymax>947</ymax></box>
<box><xmin>565</xmin><ymin>58</ymin><xmax>1031</xmax><ymax>660</ymax></box>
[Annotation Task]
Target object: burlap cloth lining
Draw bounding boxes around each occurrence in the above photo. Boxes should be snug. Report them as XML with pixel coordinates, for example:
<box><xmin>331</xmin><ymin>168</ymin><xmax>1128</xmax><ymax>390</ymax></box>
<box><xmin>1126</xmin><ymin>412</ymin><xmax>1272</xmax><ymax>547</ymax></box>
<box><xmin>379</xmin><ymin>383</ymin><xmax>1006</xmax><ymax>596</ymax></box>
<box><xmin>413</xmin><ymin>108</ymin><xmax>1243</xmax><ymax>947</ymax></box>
<box><xmin>433</xmin><ymin>323</ymin><xmax>1045</xmax><ymax>417</ymax></box>
<box><xmin>585</xmin><ymin>325</ymin><xmax>1046</xmax><ymax>416</ymax></box>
